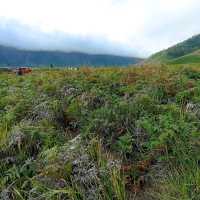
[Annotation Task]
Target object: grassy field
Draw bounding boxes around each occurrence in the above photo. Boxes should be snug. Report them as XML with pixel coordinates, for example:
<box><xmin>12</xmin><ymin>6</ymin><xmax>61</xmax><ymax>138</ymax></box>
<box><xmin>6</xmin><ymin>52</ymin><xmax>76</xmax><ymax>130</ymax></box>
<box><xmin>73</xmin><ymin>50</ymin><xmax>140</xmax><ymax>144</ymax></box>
<box><xmin>0</xmin><ymin>65</ymin><xmax>200</xmax><ymax>199</ymax></box>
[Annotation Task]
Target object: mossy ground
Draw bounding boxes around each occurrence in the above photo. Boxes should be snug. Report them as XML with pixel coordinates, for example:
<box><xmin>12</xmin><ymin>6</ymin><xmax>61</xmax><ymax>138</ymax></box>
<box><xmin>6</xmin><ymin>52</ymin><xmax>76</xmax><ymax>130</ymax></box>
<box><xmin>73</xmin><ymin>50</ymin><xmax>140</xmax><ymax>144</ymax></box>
<box><xmin>0</xmin><ymin>65</ymin><xmax>200</xmax><ymax>199</ymax></box>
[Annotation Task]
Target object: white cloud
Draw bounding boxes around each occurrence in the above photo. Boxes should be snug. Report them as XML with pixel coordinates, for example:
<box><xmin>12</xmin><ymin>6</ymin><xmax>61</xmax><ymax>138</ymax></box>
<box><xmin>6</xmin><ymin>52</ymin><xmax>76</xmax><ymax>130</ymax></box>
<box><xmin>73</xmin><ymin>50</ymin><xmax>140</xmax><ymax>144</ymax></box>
<box><xmin>0</xmin><ymin>0</ymin><xmax>200</xmax><ymax>57</ymax></box>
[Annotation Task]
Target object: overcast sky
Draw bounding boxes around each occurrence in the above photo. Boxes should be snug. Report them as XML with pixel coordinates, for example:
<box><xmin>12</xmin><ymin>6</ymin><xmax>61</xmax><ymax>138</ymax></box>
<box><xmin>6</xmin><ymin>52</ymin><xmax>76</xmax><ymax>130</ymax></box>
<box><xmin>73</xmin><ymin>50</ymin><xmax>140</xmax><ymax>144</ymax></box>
<box><xmin>0</xmin><ymin>0</ymin><xmax>200</xmax><ymax>57</ymax></box>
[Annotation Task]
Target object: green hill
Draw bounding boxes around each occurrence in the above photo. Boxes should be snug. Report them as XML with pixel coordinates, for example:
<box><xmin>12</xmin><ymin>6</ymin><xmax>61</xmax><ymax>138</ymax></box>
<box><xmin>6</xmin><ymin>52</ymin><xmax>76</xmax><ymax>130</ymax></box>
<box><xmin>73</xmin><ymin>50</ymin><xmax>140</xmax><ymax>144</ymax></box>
<box><xmin>147</xmin><ymin>34</ymin><xmax>200</xmax><ymax>63</ymax></box>
<box><xmin>169</xmin><ymin>49</ymin><xmax>200</xmax><ymax>64</ymax></box>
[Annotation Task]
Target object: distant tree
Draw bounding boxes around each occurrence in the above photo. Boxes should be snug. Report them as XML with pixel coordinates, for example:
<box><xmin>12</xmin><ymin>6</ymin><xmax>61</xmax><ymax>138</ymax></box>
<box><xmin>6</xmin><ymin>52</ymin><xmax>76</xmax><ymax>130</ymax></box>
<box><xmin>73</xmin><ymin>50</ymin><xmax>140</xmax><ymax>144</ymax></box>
<box><xmin>50</xmin><ymin>64</ymin><xmax>54</xmax><ymax>68</ymax></box>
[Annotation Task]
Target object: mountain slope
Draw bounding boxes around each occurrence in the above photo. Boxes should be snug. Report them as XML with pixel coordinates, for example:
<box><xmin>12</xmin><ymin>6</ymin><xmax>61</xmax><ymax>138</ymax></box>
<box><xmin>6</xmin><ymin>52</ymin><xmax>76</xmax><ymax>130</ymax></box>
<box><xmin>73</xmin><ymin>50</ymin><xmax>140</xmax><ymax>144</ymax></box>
<box><xmin>147</xmin><ymin>34</ymin><xmax>200</xmax><ymax>63</ymax></box>
<box><xmin>169</xmin><ymin>49</ymin><xmax>200</xmax><ymax>64</ymax></box>
<box><xmin>0</xmin><ymin>45</ymin><xmax>143</xmax><ymax>67</ymax></box>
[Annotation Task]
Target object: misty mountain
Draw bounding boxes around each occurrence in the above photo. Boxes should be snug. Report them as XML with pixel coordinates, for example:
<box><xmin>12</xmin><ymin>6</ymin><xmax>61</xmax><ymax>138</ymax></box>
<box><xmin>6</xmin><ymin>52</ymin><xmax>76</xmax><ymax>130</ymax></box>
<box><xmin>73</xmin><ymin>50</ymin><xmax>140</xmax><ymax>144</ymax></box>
<box><xmin>0</xmin><ymin>45</ymin><xmax>143</xmax><ymax>67</ymax></box>
<box><xmin>147</xmin><ymin>34</ymin><xmax>200</xmax><ymax>64</ymax></box>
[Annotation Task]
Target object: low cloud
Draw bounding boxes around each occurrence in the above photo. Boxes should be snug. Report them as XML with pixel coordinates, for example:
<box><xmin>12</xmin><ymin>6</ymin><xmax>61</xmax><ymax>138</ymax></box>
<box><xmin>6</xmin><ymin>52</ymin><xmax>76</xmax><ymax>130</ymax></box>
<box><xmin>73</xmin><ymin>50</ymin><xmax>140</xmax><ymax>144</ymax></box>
<box><xmin>0</xmin><ymin>19</ymin><xmax>140</xmax><ymax>57</ymax></box>
<box><xmin>0</xmin><ymin>0</ymin><xmax>200</xmax><ymax>57</ymax></box>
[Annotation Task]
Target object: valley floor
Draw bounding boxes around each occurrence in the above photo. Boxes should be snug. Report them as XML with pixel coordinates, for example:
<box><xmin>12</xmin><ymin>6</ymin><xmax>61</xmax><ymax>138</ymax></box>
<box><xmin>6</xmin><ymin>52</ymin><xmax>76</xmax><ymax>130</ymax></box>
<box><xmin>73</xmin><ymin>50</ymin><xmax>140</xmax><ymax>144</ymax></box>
<box><xmin>0</xmin><ymin>65</ymin><xmax>200</xmax><ymax>200</ymax></box>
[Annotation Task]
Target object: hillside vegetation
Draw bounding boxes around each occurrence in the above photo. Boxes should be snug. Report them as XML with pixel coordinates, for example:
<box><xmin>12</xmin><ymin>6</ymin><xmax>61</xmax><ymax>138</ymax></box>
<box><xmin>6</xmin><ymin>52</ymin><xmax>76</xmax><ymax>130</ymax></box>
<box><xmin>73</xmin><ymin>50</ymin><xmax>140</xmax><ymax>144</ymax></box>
<box><xmin>0</xmin><ymin>65</ymin><xmax>200</xmax><ymax>199</ymax></box>
<box><xmin>169</xmin><ymin>50</ymin><xmax>200</xmax><ymax>64</ymax></box>
<box><xmin>148</xmin><ymin>34</ymin><xmax>200</xmax><ymax>64</ymax></box>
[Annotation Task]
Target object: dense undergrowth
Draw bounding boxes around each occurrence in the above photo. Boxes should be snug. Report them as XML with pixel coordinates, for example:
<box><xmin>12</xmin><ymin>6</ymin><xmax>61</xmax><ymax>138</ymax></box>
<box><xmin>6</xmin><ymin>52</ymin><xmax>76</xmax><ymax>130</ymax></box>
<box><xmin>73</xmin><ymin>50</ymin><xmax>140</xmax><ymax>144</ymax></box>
<box><xmin>0</xmin><ymin>65</ymin><xmax>200</xmax><ymax>199</ymax></box>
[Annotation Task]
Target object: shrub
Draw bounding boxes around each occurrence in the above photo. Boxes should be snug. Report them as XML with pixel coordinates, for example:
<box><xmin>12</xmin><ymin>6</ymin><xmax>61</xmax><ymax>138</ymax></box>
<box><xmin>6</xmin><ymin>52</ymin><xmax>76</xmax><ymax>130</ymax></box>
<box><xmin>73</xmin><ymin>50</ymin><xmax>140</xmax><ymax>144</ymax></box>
<box><xmin>116</xmin><ymin>134</ymin><xmax>133</xmax><ymax>157</ymax></box>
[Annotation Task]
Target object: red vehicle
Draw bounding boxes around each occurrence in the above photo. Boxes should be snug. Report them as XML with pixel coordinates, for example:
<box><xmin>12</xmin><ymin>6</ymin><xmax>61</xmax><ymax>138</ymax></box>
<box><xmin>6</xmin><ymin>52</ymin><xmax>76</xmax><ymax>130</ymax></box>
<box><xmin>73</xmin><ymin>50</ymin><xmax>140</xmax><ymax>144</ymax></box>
<box><xmin>16</xmin><ymin>67</ymin><xmax>32</xmax><ymax>75</ymax></box>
